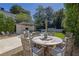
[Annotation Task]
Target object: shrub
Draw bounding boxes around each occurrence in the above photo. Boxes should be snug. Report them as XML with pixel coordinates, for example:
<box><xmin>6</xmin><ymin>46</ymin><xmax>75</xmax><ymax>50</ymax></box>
<box><xmin>6</xmin><ymin>17</ymin><xmax>15</xmax><ymax>33</ymax></box>
<box><xmin>0</xmin><ymin>13</ymin><xmax>6</xmax><ymax>32</ymax></box>
<box><xmin>0</xmin><ymin>12</ymin><xmax>15</xmax><ymax>34</ymax></box>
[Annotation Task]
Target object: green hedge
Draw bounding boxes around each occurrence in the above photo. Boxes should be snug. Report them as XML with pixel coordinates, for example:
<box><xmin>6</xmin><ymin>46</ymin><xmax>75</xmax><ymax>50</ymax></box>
<box><xmin>0</xmin><ymin>12</ymin><xmax>15</xmax><ymax>33</ymax></box>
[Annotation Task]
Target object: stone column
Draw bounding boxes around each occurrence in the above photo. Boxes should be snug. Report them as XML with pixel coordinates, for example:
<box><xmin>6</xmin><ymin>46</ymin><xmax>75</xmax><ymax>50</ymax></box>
<box><xmin>64</xmin><ymin>32</ymin><xmax>74</xmax><ymax>56</ymax></box>
<box><xmin>21</xmin><ymin>31</ymin><xmax>32</xmax><ymax>56</ymax></box>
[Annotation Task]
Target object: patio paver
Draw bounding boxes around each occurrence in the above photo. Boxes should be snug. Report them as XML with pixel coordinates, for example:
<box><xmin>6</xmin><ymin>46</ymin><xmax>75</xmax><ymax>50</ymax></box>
<box><xmin>0</xmin><ymin>36</ymin><xmax>23</xmax><ymax>56</ymax></box>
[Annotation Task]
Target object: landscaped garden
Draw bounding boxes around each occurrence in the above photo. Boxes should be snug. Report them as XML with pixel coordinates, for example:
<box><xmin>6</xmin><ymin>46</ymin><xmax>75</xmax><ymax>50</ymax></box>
<box><xmin>0</xmin><ymin>3</ymin><xmax>79</xmax><ymax>56</ymax></box>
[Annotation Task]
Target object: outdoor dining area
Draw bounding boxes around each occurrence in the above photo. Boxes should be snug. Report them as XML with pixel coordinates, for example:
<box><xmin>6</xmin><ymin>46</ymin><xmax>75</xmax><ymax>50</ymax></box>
<box><xmin>20</xmin><ymin>30</ymin><xmax>66</xmax><ymax>56</ymax></box>
<box><xmin>19</xmin><ymin>18</ymin><xmax>66</xmax><ymax>56</ymax></box>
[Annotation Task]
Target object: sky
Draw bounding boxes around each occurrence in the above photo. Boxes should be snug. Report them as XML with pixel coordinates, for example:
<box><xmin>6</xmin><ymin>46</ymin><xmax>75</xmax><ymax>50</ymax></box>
<box><xmin>0</xmin><ymin>3</ymin><xmax>64</xmax><ymax>20</ymax></box>
<box><xmin>0</xmin><ymin>3</ymin><xmax>64</xmax><ymax>15</ymax></box>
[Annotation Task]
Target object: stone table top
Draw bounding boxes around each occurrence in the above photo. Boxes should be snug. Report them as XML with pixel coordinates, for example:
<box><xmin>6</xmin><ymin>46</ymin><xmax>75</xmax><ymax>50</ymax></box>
<box><xmin>32</xmin><ymin>36</ymin><xmax>63</xmax><ymax>46</ymax></box>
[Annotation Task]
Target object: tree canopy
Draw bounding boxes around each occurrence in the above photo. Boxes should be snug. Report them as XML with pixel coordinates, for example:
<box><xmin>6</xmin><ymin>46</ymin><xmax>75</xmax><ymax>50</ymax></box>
<box><xmin>34</xmin><ymin>6</ymin><xmax>64</xmax><ymax>30</ymax></box>
<box><xmin>53</xmin><ymin>9</ymin><xmax>64</xmax><ymax>29</ymax></box>
<box><xmin>10</xmin><ymin>4</ymin><xmax>23</xmax><ymax>14</ymax></box>
<box><xmin>63</xmin><ymin>3</ymin><xmax>79</xmax><ymax>47</ymax></box>
<box><xmin>10</xmin><ymin>4</ymin><xmax>32</xmax><ymax>23</ymax></box>
<box><xmin>10</xmin><ymin>4</ymin><xmax>30</xmax><ymax>15</ymax></box>
<box><xmin>34</xmin><ymin>6</ymin><xmax>54</xmax><ymax>30</ymax></box>
<box><xmin>16</xmin><ymin>13</ymin><xmax>32</xmax><ymax>23</ymax></box>
<box><xmin>33</xmin><ymin>6</ymin><xmax>45</xmax><ymax>29</ymax></box>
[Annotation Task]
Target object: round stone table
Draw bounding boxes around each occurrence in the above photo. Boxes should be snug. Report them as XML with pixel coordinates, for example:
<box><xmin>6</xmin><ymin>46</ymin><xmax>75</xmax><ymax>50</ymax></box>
<box><xmin>32</xmin><ymin>36</ymin><xmax>63</xmax><ymax>56</ymax></box>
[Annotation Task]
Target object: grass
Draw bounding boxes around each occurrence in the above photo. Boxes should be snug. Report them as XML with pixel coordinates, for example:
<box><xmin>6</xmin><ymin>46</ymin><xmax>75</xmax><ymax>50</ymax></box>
<box><xmin>54</xmin><ymin>32</ymin><xmax>65</xmax><ymax>39</ymax></box>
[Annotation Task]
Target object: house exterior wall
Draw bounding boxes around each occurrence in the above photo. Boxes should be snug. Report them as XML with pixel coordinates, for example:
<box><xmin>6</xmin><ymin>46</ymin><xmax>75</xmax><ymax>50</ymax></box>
<box><xmin>28</xmin><ymin>25</ymin><xmax>35</xmax><ymax>31</ymax></box>
<box><xmin>16</xmin><ymin>24</ymin><xmax>35</xmax><ymax>34</ymax></box>
<box><xmin>16</xmin><ymin>24</ymin><xmax>25</xmax><ymax>34</ymax></box>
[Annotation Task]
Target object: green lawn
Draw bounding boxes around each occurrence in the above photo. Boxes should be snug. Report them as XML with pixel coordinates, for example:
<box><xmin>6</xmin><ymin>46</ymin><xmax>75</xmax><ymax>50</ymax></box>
<box><xmin>54</xmin><ymin>32</ymin><xmax>65</xmax><ymax>39</ymax></box>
